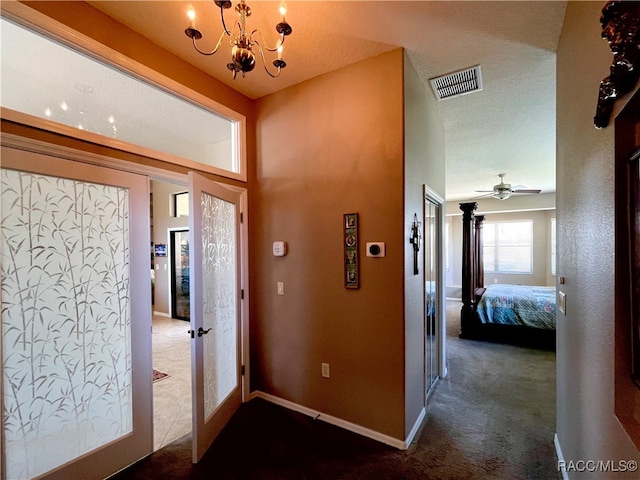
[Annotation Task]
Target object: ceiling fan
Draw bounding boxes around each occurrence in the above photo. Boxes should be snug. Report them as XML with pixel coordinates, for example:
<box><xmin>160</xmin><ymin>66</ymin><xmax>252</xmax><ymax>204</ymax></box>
<box><xmin>474</xmin><ymin>173</ymin><xmax>542</xmax><ymax>201</ymax></box>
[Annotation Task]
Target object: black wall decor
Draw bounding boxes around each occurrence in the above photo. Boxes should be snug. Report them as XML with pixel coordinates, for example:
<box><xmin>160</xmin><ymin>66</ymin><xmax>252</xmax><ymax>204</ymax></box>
<box><xmin>594</xmin><ymin>1</ymin><xmax>640</xmax><ymax>129</ymax></box>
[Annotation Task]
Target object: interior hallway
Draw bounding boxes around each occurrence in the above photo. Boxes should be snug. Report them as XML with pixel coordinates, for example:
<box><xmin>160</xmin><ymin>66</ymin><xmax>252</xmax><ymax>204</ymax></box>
<box><xmin>152</xmin><ymin>314</ymin><xmax>191</xmax><ymax>450</ymax></box>
<box><xmin>118</xmin><ymin>300</ymin><xmax>559</xmax><ymax>479</ymax></box>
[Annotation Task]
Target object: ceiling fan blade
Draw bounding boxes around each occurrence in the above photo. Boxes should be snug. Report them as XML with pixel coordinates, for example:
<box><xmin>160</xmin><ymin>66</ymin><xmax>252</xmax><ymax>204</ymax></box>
<box><xmin>471</xmin><ymin>192</ymin><xmax>495</xmax><ymax>199</ymax></box>
<box><xmin>512</xmin><ymin>189</ymin><xmax>541</xmax><ymax>194</ymax></box>
<box><xmin>474</xmin><ymin>190</ymin><xmax>494</xmax><ymax>193</ymax></box>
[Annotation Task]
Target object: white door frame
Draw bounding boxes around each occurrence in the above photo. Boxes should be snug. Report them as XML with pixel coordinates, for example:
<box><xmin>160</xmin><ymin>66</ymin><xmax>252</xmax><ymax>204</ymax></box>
<box><xmin>424</xmin><ymin>185</ymin><xmax>447</xmax><ymax>381</ymax></box>
<box><xmin>0</xmin><ymin>133</ymin><xmax>251</xmax><ymax>458</ymax></box>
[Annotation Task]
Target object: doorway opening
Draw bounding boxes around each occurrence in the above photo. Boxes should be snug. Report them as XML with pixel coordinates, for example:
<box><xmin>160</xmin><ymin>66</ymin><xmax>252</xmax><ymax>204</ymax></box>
<box><xmin>151</xmin><ymin>180</ymin><xmax>192</xmax><ymax>451</ymax></box>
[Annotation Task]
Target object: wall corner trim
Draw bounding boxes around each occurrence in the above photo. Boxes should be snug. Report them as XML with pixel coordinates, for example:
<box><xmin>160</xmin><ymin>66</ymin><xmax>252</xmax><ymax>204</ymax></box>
<box><xmin>554</xmin><ymin>433</ymin><xmax>570</xmax><ymax>480</ymax></box>
<box><xmin>250</xmin><ymin>391</ymin><xmax>411</xmax><ymax>450</ymax></box>
<box><xmin>405</xmin><ymin>407</ymin><xmax>426</xmax><ymax>447</ymax></box>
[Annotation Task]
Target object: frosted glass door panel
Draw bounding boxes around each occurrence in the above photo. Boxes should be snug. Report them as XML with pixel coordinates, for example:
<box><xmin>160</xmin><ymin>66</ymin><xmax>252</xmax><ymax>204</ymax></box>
<box><xmin>2</xmin><ymin>170</ymin><xmax>131</xmax><ymax>478</ymax></box>
<box><xmin>189</xmin><ymin>172</ymin><xmax>241</xmax><ymax>463</ymax></box>
<box><xmin>201</xmin><ymin>194</ymin><xmax>238</xmax><ymax>419</ymax></box>
<box><xmin>1</xmin><ymin>147</ymin><xmax>152</xmax><ymax>480</ymax></box>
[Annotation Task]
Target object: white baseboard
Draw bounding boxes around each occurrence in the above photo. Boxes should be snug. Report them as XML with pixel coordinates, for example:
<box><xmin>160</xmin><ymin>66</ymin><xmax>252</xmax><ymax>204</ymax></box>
<box><xmin>405</xmin><ymin>407</ymin><xmax>426</xmax><ymax>447</ymax></box>
<box><xmin>554</xmin><ymin>433</ymin><xmax>569</xmax><ymax>480</ymax></box>
<box><xmin>152</xmin><ymin>311</ymin><xmax>170</xmax><ymax>317</ymax></box>
<box><xmin>250</xmin><ymin>391</ymin><xmax>421</xmax><ymax>450</ymax></box>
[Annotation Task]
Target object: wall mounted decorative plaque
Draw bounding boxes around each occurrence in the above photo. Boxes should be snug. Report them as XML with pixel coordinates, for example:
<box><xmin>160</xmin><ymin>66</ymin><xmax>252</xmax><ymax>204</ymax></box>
<box><xmin>344</xmin><ymin>213</ymin><xmax>359</xmax><ymax>289</ymax></box>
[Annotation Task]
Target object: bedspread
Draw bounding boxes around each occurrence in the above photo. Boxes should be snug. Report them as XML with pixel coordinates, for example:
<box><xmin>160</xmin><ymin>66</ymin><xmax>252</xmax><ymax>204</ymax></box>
<box><xmin>477</xmin><ymin>284</ymin><xmax>556</xmax><ymax>330</ymax></box>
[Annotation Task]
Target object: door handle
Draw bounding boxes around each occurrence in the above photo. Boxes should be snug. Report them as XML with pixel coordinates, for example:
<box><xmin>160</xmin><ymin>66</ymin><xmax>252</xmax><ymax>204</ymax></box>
<box><xmin>188</xmin><ymin>328</ymin><xmax>212</xmax><ymax>338</ymax></box>
<box><xmin>197</xmin><ymin>327</ymin><xmax>212</xmax><ymax>337</ymax></box>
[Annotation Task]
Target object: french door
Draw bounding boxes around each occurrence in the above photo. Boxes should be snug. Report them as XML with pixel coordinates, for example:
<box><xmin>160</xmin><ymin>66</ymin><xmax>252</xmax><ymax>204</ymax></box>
<box><xmin>1</xmin><ymin>147</ymin><xmax>153</xmax><ymax>479</ymax></box>
<box><xmin>1</xmin><ymin>149</ymin><xmax>244</xmax><ymax>477</ymax></box>
<box><xmin>188</xmin><ymin>172</ymin><xmax>242</xmax><ymax>462</ymax></box>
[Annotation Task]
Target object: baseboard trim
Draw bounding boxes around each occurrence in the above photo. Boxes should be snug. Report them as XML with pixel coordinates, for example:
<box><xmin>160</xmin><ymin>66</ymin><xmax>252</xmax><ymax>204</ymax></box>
<box><xmin>152</xmin><ymin>311</ymin><xmax>170</xmax><ymax>318</ymax></box>
<box><xmin>554</xmin><ymin>433</ymin><xmax>569</xmax><ymax>480</ymax></box>
<box><xmin>405</xmin><ymin>407</ymin><xmax>426</xmax><ymax>447</ymax></box>
<box><xmin>250</xmin><ymin>391</ymin><xmax>413</xmax><ymax>450</ymax></box>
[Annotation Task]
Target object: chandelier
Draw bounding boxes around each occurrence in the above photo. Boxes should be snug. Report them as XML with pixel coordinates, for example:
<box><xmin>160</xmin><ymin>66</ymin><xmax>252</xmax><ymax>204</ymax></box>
<box><xmin>185</xmin><ymin>1</ymin><xmax>292</xmax><ymax>79</ymax></box>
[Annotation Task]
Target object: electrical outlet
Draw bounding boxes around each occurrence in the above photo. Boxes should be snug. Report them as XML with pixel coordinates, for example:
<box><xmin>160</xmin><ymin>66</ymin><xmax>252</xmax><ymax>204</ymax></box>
<box><xmin>321</xmin><ymin>363</ymin><xmax>330</xmax><ymax>378</ymax></box>
<box><xmin>277</xmin><ymin>282</ymin><xmax>284</xmax><ymax>295</ymax></box>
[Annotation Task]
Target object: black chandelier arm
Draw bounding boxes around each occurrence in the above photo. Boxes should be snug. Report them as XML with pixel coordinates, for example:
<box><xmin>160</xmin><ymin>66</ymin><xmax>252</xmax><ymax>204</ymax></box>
<box><xmin>254</xmin><ymin>40</ymin><xmax>284</xmax><ymax>78</ymax></box>
<box><xmin>219</xmin><ymin>2</ymin><xmax>232</xmax><ymax>36</ymax></box>
<box><xmin>191</xmin><ymin>30</ymin><xmax>228</xmax><ymax>56</ymax></box>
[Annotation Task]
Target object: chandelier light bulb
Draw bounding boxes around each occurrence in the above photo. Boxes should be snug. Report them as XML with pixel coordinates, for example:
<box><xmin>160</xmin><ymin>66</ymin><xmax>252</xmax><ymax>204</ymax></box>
<box><xmin>277</xmin><ymin>44</ymin><xmax>283</xmax><ymax>60</ymax></box>
<box><xmin>187</xmin><ymin>5</ymin><xmax>196</xmax><ymax>28</ymax></box>
<box><xmin>279</xmin><ymin>2</ymin><xmax>287</xmax><ymax>20</ymax></box>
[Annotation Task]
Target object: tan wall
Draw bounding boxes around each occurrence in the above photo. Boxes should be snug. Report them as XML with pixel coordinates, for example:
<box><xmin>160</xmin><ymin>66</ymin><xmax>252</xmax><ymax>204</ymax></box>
<box><xmin>556</xmin><ymin>1</ymin><xmax>640</xmax><ymax>474</ymax></box>
<box><xmin>403</xmin><ymin>53</ymin><xmax>446</xmax><ymax>437</ymax></box>
<box><xmin>252</xmin><ymin>49</ymin><xmax>406</xmax><ymax>439</ymax></box>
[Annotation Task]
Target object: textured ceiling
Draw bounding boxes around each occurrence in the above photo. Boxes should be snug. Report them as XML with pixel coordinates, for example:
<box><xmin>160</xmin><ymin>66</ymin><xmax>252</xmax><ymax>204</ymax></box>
<box><xmin>55</xmin><ymin>2</ymin><xmax>570</xmax><ymax>201</ymax></box>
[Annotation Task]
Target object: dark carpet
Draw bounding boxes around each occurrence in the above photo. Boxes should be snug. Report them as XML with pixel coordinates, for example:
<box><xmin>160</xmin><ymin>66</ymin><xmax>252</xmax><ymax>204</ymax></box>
<box><xmin>114</xmin><ymin>300</ymin><xmax>559</xmax><ymax>480</ymax></box>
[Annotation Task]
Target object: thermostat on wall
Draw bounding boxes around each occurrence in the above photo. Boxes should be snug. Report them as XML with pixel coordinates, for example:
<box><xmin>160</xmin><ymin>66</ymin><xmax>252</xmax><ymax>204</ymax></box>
<box><xmin>273</xmin><ymin>241</ymin><xmax>287</xmax><ymax>257</ymax></box>
<box><xmin>366</xmin><ymin>242</ymin><xmax>386</xmax><ymax>257</ymax></box>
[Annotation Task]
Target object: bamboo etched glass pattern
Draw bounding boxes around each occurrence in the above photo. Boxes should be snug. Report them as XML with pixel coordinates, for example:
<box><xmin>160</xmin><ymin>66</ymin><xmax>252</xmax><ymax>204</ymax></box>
<box><xmin>1</xmin><ymin>169</ymin><xmax>133</xmax><ymax>479</ymax></box>
<box><xmin>201</xmin><ymin>193</ymin><xmax>237</xmax><ymax>420</ymax></box>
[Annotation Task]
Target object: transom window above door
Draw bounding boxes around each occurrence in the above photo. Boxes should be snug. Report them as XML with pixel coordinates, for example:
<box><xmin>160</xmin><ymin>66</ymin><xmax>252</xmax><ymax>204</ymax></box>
<box><xmin>0</xmin><ymin>13</ymin><xmax>246</xmax><ymax>181</ymax></box>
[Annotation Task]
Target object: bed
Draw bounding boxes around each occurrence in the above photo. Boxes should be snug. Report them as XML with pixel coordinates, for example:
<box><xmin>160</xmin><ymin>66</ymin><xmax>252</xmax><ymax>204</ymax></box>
<box><xmin>477</xmin><ymin>284</ymin><xmax>556</xmax><ymax>329</ymax></box>
<box><xmin>458</xmin><ymin>202</ymin><xmax>556</xmax><ymax>348</ymax></box>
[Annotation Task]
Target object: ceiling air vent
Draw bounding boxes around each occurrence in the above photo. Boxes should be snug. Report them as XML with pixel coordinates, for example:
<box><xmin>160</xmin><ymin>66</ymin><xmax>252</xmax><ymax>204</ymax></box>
<box><xmin>429</xmin><ymin>65</ymin><xmax>482</xmax><ymax>101</ymax></box>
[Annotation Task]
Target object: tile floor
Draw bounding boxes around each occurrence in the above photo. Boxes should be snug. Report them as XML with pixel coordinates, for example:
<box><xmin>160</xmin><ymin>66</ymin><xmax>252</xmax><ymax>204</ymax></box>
<box><xmin>152</xmin><ymin>314</ymin><xmax>192</xmax><ymax>451</ymax></box>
